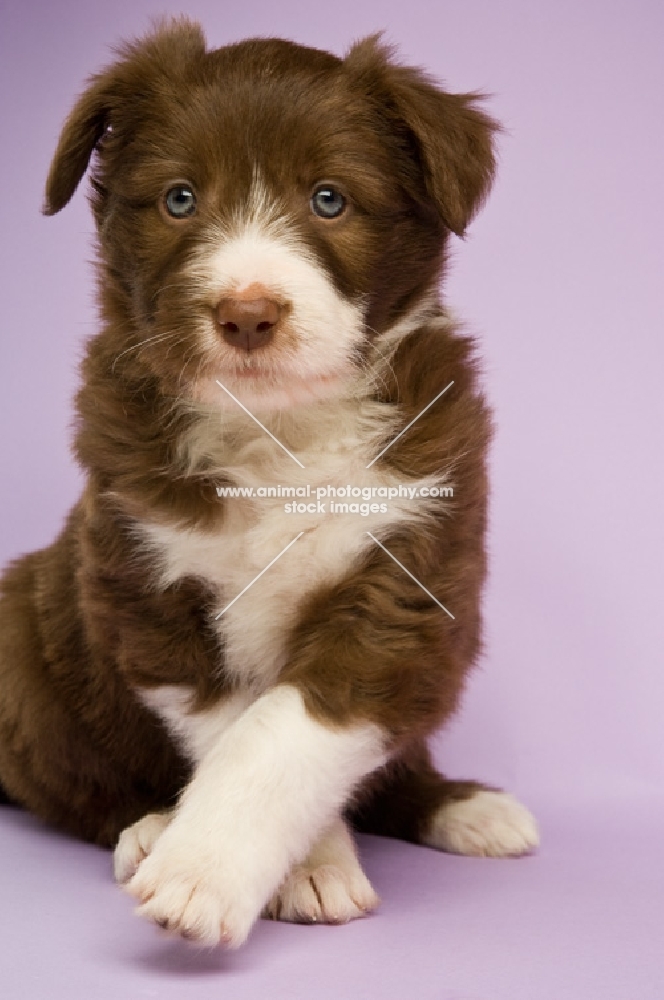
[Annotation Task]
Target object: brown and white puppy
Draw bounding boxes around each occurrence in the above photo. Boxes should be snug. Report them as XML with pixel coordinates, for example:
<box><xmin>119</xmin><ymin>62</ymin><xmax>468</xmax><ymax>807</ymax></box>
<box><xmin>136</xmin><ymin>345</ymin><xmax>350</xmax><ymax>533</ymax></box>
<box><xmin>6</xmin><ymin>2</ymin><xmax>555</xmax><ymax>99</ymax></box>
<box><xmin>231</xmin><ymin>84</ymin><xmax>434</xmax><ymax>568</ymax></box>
<box><xmin>0</xmin><ymin>19</ymin><xmax>538</xmax><ymax>947</ymax></box>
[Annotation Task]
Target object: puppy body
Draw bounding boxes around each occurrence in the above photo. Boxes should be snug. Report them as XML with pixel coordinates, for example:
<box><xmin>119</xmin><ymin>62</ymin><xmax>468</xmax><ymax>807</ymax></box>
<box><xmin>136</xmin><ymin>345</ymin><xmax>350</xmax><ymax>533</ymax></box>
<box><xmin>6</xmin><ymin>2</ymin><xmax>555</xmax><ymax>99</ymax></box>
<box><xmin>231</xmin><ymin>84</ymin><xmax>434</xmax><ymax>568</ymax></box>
<box><xmin>0</xmin><ymin>21</ymin><xmax>538</xmax><ymax>944</ymax></box>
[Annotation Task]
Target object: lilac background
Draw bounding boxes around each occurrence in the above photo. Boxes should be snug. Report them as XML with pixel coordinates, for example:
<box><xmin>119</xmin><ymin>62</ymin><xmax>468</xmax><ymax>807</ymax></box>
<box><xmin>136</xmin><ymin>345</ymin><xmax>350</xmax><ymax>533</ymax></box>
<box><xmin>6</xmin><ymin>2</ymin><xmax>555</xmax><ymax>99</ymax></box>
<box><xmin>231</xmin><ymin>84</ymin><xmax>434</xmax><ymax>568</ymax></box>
<box><xmin>1</xmin><ymin>0</ymin><xmax>663</xmax><ymax>996</ymax></box>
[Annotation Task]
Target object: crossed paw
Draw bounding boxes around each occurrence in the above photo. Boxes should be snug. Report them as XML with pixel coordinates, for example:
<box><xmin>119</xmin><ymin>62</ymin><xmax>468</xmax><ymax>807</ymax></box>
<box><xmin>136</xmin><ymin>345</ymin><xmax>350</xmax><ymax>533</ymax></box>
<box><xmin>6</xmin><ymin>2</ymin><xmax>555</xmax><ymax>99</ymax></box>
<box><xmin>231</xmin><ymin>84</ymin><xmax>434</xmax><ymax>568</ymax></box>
<box><xmin>114</xmin><ymin>812</ymin><xmax>378</xmax><ymax>947</ymax></box>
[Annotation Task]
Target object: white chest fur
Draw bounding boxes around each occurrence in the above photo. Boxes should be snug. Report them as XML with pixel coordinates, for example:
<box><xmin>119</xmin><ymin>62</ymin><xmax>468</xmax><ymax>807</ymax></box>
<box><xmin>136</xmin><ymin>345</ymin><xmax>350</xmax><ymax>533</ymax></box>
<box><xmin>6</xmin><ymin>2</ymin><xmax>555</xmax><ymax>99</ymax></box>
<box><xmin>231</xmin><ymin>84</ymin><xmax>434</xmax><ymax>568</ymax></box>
<box><xmin>135</xmin><ymin>393</ymin><xmax>447</xmax><ymax>694</ymax></box>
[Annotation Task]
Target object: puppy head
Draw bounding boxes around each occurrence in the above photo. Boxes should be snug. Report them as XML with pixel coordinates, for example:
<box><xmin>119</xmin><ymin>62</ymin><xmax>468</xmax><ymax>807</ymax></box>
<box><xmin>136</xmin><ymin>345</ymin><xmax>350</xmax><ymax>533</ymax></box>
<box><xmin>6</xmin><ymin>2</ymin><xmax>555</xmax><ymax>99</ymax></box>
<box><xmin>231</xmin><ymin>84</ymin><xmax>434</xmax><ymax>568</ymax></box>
<box><xmin>45</xmin><ymin>19</ymin><xmax>498</xmax><ymax>412</ymax></box>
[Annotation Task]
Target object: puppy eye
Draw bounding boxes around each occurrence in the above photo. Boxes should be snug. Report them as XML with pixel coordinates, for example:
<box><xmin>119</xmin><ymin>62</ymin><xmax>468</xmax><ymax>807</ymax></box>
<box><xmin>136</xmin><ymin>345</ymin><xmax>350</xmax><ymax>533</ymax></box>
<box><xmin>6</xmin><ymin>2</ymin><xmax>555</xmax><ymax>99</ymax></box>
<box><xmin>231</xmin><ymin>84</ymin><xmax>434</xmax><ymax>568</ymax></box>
<box><xmin>164</xmin><ymin>185</ymin><xmax>197</xmax><ymax>219</ymax></box>
<box><xmin>95</xmin><ymin>121</ymin><xmax>114</xmax><ymax>151</ymax></box>
<box><xmin>310</xmin><ymin>185</ymin><xmax>346</xmax><ymax>220</ymax></box>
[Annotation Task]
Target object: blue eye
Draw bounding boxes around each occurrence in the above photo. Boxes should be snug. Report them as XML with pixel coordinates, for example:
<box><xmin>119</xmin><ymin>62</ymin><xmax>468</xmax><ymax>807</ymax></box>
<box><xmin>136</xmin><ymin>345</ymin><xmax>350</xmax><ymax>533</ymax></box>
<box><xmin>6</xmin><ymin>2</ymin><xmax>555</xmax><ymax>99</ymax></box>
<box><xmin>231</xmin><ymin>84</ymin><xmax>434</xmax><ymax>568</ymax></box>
<box><xmin>311</xmin><ymin>185</ymin><xmax>346</xmax><ymax>219</ymax></box>
<box><xmin>164</xmin><ymin>185</ymin><xmax>197</xmax><ymax>218</ymax></box>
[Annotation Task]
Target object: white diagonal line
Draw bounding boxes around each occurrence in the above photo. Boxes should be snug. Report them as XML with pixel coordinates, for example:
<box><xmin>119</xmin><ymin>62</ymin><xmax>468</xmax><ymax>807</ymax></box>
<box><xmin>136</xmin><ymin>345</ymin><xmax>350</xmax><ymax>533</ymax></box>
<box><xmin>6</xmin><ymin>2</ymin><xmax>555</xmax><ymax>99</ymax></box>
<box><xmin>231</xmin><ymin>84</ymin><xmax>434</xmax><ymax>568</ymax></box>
<box><xmin>366</xmin><ymin>531</ymin><xmax>455</xmax><ymax>619</ymax></box>
<box><xmin>215</xmin><ymin>532</ymin><xmax>305</xmax><ymax>619</ymax></box>
<box><xmin>215</xmin><ymin>379</ymin><xmax>305</xmax><ymax>468</ymax></box>
<box><xmin>366</xmin><ymin>381</ymin><xmax>454</xmax><ymax>469</ymax></box>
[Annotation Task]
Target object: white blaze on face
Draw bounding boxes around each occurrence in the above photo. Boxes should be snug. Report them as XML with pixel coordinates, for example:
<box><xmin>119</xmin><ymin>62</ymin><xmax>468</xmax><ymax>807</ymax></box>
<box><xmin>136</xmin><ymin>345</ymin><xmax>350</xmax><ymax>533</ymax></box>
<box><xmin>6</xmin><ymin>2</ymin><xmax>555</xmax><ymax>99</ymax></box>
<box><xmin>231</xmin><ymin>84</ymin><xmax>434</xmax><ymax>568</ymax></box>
<box><xmin>189</xmin><ymin>177</ymin><xmax>366</xmax><ymax>411</ymax></box>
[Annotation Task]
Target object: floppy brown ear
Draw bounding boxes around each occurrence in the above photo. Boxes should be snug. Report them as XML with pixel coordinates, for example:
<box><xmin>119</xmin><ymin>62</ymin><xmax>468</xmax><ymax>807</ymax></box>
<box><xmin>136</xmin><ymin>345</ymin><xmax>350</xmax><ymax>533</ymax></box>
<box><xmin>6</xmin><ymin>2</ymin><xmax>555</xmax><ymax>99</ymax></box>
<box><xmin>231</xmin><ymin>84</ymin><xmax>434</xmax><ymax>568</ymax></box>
<box><xmin>43</xmin><ymin>17</ymin><xmax>207</xmax><ymax>216</ymax></box>
<box><xmin>43</xmin><ymin>75</ymin><xmax>113</xmax><ymax>216</ymax></box>
<box><xmin>345</xmin><ymin>36</ymin><xmax>500</xmax><ymax>236</ymax></box>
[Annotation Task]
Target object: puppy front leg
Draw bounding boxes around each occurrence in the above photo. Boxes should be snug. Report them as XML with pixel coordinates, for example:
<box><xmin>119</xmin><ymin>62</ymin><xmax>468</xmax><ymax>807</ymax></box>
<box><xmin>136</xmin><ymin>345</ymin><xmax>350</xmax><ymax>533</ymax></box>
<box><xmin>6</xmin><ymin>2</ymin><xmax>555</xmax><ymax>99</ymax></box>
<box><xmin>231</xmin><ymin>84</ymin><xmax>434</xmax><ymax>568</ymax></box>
<box><xmin>125</xmin><ymin>685</ymin><xmax>386</xmax><ymax>947</ymax></box>
<box><xmin>264</xmin><ymin>816</ymin><xmax>380</xmax><ymax>924</ymax></box>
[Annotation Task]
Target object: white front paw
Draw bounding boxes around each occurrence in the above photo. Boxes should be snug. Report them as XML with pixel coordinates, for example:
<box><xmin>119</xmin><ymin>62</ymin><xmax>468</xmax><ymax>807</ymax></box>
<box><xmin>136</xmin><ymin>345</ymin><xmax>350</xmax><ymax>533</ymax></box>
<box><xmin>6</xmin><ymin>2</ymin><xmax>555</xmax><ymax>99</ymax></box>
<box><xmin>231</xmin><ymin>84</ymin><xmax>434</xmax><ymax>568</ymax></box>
<box><xmin>124</xmin><ymin>826</ymin><xmax>261</xmax><ymax>948</ymax></box>
<box><xmin>114</xmin><ymin>811</ymin><xmax>173</xmax><ymax>884</ymax></box>
<box><xmin>264</xmin><ymin>817</ymin><xmax>379</xmax><ymax>924</ymax></box>
<box><xmin>264</xmin><ymin>862</ymin><xmax>379</xmax><ymax>924</ymax></box>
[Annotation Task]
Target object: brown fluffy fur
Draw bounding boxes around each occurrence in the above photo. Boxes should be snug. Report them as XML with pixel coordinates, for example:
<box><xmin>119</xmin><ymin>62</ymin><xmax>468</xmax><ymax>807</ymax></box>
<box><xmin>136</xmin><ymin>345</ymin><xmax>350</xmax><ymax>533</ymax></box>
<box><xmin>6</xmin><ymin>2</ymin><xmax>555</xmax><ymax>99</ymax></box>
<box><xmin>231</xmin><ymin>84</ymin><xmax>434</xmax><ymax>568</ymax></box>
<box><xmin>0</xmin><ymin>19</ymin><xmax>497</xmax><ymax>849</ymax></box>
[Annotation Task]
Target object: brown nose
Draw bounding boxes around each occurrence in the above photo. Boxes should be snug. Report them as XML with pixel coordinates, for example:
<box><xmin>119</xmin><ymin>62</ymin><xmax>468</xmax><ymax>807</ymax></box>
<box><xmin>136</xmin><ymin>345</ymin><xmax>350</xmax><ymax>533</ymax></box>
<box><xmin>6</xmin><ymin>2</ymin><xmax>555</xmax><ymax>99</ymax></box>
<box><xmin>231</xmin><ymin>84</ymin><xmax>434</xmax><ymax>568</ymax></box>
<box><xmin>215</xmin><ymin>295</ymin><xmax>281</xmax><ymax>352</ymax></box>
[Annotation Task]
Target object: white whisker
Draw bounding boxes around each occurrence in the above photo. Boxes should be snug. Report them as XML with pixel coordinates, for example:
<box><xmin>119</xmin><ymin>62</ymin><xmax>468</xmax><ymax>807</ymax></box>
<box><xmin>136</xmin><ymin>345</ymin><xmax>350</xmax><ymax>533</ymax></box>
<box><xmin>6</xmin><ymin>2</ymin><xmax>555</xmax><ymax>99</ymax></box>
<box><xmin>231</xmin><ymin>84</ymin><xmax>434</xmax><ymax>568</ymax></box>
<box><xmin>111</xmin><ymin>331</ymin><xmax>183</xmax><ymax>373</ymax></box>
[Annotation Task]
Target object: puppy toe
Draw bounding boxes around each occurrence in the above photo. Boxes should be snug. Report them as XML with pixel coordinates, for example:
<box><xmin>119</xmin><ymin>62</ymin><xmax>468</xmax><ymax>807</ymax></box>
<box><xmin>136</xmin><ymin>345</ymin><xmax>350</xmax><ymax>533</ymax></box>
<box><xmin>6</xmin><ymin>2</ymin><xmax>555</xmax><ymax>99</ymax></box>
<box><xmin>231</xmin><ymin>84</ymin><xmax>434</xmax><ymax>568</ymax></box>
<box><xmin>113</xmin><ymin>811</ymin><xmax>172</xmax><ymax>884</ymax></box>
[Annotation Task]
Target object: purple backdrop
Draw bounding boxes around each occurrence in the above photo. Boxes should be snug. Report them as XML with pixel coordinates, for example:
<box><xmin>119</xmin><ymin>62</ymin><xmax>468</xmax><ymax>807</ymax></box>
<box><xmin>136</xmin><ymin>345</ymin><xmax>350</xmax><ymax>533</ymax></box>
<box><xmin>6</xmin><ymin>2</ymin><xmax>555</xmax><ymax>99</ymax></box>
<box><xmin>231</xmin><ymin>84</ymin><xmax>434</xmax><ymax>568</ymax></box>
<box><xmin>1</xmin><ymin>1</ymin><xmax>663</xmax><ymax>997</ymax></box>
